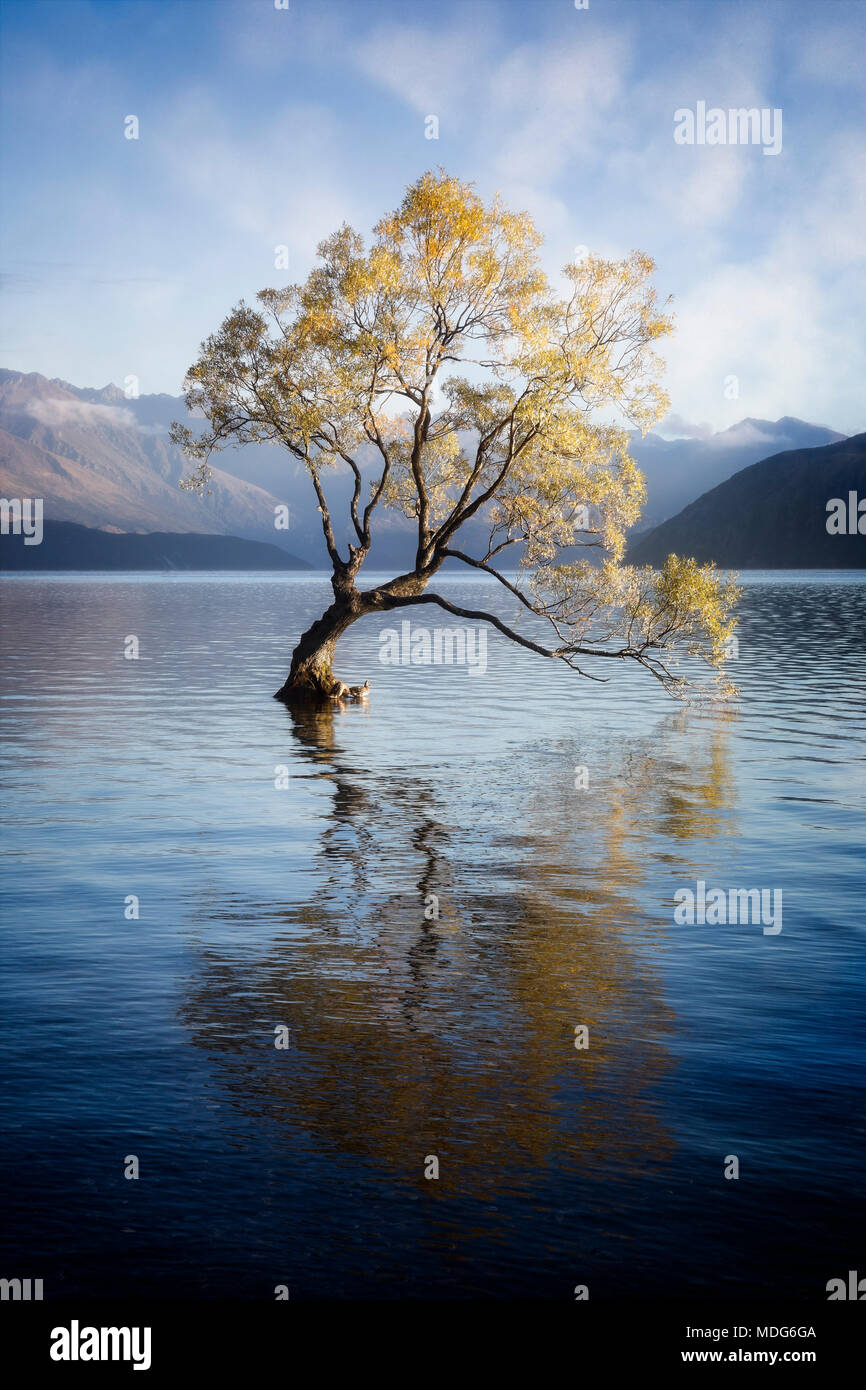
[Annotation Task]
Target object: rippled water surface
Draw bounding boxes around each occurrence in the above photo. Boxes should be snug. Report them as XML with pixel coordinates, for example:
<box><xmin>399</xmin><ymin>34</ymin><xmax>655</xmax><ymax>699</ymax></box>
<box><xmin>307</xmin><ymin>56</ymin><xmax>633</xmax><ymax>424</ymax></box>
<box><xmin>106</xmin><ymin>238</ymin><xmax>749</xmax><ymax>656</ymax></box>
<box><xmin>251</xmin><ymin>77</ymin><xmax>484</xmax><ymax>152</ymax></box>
<box><xmin>1</xmin><ymin>572</ymin><xmax>864</xmax><ymax>1299</ymax></box>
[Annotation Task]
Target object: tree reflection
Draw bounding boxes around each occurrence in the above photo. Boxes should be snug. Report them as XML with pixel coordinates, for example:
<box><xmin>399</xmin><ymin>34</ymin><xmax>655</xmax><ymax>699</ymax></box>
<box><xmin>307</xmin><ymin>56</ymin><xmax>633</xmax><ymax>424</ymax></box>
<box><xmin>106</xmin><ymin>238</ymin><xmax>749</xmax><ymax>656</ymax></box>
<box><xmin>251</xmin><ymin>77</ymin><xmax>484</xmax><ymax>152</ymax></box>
<box><xmin>179</xmin><ymin>702</ymin><xmax>738</xmax><ymax>1196</ymax></box>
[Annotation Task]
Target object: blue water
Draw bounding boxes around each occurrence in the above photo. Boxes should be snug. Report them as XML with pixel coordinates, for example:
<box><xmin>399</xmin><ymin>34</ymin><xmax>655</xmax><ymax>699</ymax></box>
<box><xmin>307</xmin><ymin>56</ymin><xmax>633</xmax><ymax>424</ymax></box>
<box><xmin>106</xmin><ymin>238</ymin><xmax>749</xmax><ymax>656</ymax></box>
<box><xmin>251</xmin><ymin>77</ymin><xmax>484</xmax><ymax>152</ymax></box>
<box><xmin>1</xmin><ymin>572</ymin><xmax>864</xmax><ymax>1299</ymax></box>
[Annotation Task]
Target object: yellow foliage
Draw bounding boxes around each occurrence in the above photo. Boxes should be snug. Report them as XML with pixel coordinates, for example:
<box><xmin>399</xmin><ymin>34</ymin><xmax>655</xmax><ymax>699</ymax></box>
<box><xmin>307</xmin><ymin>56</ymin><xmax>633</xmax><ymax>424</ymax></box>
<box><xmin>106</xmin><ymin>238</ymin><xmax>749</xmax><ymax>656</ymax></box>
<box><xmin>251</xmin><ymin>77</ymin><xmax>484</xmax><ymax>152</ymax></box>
<box><xmin>173</xmin><ymin>169</ymin><xmax>738</xmax><ymax>698</ymax></box>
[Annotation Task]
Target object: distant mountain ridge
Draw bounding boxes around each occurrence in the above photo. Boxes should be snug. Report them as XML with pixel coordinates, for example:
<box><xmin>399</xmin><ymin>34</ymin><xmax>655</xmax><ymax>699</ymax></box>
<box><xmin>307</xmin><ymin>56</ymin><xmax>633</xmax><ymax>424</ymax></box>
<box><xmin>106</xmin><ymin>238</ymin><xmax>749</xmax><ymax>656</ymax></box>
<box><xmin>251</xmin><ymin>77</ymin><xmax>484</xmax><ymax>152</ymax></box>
<box><xmin>628</xmin><ymin>415</ymin><xmax>845</xmax><ymax>529</ymax></box>
<box><xmin>0</xmin><ymin>367</ymin><xmax>852</xmax><ymax>567</ymax></box>
<box><xmin>628</xmin><ymin>433</ymin><xmax>866</xmax><ymax>569</ymax></box>
<box><xmin>0</xmin><ymin>368</ymin><xmax>295</xmax><ymax>550</ymax></box>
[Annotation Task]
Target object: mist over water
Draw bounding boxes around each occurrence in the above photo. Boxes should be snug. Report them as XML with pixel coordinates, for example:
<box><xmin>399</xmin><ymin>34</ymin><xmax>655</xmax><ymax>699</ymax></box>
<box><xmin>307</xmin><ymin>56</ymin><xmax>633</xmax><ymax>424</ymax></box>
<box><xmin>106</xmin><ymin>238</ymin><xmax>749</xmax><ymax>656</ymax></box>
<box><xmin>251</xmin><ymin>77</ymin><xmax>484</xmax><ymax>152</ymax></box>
<box><xmin>1</xmin><ymin>572</ymin><xmax>864</xmax><ymax>1298</ymax></box>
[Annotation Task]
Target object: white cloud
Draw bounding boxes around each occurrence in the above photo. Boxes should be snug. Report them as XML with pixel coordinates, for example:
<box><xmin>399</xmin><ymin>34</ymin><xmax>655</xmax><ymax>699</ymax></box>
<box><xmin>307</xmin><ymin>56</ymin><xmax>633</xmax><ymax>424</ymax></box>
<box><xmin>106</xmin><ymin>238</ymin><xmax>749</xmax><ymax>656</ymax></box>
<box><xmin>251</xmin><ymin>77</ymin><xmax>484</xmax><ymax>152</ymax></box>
<box><xmin>661</xmin><ymin>125</ymin><xmax>866</xmax><ymax>436</ymax></box>
<box><xmin>657</xmin><ymin>414</ymin><xmax>713</xmax><ymax>441</ymax></box>
<box><xmin>486</xmin><ymin>32</ymin><xmax>631</xmax><ymax>185</ymax></box>
<box><xmin>29</xmin><ymin>398</ymin><xmax>139</xmax><ymax>429</ymax></box>
<box><xmin>6</xmin><ymin>1</ymin><xmax>862</xmax><ymax>435</ymax></box>
<box><xmin>355</xmin><ymin>18</ymin><xmax>497</xmax><ymax>122</ymax></box>
<box><xmin>153</xmin><ymin>92</ymin><xmax>357</xmax><ymax>258</ymax></box>
<box><xmin>712</xmin><ymin>421</ymin><xmax>779</xmax><ymax>449</ymax></box>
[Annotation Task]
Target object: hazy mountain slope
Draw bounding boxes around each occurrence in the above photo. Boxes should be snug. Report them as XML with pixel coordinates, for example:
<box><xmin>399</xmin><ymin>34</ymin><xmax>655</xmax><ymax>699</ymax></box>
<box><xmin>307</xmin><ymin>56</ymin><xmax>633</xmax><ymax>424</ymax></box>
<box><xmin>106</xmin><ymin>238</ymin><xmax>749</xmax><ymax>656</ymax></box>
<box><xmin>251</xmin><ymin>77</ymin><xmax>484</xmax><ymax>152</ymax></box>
<box><xmin>0</xmin><ymin>370</ymin><xmax>291</xmax><ymax>546</ymax></box>
<box><xmin>628</xmin><ymin>434</ymin><xmax>866</xmax><ymax>569</ymax></box>
<box><xmin>628</xmin><ymin>417</ymin><xmax>846</xmax><ymax>528</ymax></box>
<box><xmin>118</xmin><ymin>381</ymin><xmax>843</xmax><ymax>532</ymax></box>
<box><xmin>0</xmin><ymin>368</ymin><xmax>851</xmax><ymax>567</ymax></box>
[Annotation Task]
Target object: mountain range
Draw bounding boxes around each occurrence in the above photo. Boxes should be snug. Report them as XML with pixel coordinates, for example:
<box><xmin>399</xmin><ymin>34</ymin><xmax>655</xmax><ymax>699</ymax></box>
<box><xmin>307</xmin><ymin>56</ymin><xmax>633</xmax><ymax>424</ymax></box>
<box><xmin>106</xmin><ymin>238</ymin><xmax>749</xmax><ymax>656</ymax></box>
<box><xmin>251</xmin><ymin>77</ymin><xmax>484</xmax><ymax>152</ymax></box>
<box><xmin>627</xmin><ymin>415</ymin><xmax>845</xmax><ymax>529</ymax></box>
<box><xmin>0</xmin><ymin>367</ymin><xmax>858</xmax><ymax>569</ymax></box>
<box><xmin>0</xmin><ymin>368</ymin><xmax>296</xmax><ymax>548</ymax></box>
<box><xmin>629</xmin><ymin>433</ymin><xmax>866</xmax><ymax>569</ymax></box>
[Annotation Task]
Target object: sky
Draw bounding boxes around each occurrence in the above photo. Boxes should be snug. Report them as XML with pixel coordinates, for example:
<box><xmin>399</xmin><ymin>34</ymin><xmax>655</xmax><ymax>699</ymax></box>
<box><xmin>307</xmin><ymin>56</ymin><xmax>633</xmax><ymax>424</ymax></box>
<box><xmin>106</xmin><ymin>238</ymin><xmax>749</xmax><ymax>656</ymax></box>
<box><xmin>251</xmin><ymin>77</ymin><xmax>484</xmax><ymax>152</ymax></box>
<box><xmin>1</xmin><ymin>0</ymin><xmax>864</xmax><ymax>436</ymax></box>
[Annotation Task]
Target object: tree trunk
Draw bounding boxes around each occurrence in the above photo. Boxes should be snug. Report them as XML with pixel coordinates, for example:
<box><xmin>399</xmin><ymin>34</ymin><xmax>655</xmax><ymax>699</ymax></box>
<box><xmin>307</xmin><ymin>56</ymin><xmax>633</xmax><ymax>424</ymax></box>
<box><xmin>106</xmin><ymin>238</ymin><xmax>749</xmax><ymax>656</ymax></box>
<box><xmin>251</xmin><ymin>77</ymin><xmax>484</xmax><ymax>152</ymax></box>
<box><xmin>274</xmin><ymin>568</ymin><xmax>435</xmax><ymax>704</ymax></box>
<box><xmin>274</xmin><ymin>594</ymin><xmax>363</xmax><ymax>703</ymax></box>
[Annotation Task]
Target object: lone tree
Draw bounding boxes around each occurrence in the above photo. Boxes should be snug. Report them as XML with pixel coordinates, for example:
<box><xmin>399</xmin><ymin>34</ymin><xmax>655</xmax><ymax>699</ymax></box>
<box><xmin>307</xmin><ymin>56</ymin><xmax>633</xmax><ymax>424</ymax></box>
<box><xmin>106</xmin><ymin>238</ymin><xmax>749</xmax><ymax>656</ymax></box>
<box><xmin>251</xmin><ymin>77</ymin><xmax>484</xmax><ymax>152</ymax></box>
<box><xmin>172</xmin><ymin>171</ymin><xmax>737</xmax><ymax>703</ymax></box>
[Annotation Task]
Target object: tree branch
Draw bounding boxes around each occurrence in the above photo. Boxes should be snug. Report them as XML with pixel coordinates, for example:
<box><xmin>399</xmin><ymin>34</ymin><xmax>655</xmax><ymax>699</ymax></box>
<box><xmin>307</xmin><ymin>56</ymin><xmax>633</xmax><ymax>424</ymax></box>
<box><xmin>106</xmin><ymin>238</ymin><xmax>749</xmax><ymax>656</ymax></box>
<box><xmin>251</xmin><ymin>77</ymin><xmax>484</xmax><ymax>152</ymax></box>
<box><xmin>307</xmin><ymin>459</ymin><xmax>346</xmax><ymax>569</ymax></box>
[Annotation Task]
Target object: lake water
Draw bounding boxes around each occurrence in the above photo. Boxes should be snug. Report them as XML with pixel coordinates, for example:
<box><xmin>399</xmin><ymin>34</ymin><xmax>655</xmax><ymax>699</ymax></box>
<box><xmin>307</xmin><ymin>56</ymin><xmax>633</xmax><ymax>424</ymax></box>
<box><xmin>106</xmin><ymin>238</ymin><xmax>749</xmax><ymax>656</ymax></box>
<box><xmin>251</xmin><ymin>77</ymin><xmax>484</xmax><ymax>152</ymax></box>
<box><xmin>1</xmin><ymin>572</ymin><xmax>864</xmax><ymax>1300</ymax></box>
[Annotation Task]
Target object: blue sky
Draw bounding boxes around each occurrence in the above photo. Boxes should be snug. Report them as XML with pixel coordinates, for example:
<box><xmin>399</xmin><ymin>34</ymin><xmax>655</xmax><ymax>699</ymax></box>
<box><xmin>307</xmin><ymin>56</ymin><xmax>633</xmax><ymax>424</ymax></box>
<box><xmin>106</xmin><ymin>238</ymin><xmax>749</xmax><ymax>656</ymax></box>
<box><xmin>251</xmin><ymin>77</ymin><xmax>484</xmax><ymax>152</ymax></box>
<box><xmin>1</xmin><ymin>0</ymin><xmax>864</xmax><ymax>434</ymax></box>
